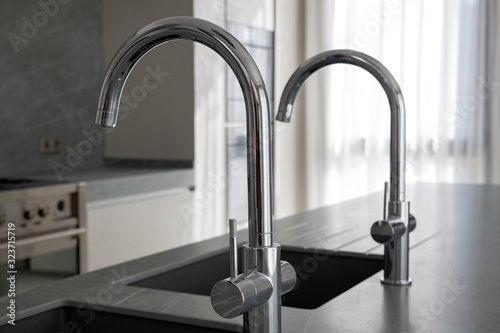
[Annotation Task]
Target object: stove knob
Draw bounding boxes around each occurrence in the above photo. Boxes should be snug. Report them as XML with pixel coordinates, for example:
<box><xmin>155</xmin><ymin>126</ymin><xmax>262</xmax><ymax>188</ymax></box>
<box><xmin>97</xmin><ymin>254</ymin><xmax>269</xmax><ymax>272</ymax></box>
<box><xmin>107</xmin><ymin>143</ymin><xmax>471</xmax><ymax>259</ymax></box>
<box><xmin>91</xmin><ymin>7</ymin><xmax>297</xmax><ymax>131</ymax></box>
<box><xmin>24</xmin><ymin>208</ymin><xmax>35</xmax><ymax>220</ymax></box>
<box><xmin>38</xmin><ymin>206</ymin><xmax>50</xmax><ymax>217</ymax></box>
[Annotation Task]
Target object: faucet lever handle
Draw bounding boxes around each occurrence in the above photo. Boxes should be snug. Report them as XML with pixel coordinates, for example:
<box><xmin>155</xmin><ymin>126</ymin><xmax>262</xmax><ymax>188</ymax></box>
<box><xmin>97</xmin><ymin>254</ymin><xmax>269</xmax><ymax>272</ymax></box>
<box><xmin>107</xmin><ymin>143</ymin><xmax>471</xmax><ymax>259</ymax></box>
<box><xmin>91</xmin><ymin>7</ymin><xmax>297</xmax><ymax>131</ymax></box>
<box><xmin>383</xmin><ymin>181</ymin><xmax>389</xmax><ymax>219</ymax></box>
<box><xmin>210</xmin><ymin>219</ymin><xmax>274</xmax><ymax>318</ymax></box>
<box><xmin>408</xmin><ymin>213</ymin><xmax>417</xmax><ymax>233</ymax></box>
<box><xmin>229</xmin><ymin>218</ymin><xmax>238</xmax><ymax>281</ymax></box>
<box><xmin>371</xmin><ymin>219</ymin><xmax>406</xmax><ymax>244</ymax></box>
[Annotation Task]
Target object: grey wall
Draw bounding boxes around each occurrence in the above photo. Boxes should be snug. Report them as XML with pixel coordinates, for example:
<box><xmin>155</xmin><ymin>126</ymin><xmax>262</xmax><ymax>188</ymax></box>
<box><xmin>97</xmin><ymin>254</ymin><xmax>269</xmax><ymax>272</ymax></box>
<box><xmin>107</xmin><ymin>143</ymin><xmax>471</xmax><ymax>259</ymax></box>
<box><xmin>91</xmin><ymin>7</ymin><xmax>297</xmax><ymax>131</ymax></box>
<box><xmin>102</xmin><ymin>0</ymin><xmax>195</xmax><ymax>162</ymax></box>
<box><xmin>0</xmin><ymin>0</ymin><xmax>104</xmax><ymax>178</ymax></box>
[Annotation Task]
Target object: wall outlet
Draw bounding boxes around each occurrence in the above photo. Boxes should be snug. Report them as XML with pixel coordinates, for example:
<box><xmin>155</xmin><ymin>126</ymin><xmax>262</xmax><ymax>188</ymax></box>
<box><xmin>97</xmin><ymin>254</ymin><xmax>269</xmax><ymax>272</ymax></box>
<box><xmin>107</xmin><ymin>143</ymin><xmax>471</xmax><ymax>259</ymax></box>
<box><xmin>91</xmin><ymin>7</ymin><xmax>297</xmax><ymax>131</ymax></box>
<box><xmin>40</xmin><ymin>138</ymin><xmax>62</xmax><ymax>154</ymax></box>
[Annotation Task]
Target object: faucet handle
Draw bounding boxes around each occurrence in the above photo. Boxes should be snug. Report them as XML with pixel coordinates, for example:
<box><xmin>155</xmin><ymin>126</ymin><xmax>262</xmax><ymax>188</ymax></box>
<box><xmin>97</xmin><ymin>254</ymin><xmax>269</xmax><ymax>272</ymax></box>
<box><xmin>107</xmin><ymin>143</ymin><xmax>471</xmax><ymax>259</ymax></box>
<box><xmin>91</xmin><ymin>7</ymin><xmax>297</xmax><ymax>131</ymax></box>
<box><xmin>373</xmin><ymin>182</ymin><xmax>405</xmax><ymax>243</ymax></box>
<box><xmin>383</xmin><ymin>181</ymin><xmax>389</xmax><ymax>219</ymax></box>
<box><xmin>376</xmin><ymin>182</ymin><xmax>416</xmax><ymax>240</ymax></box>
<box><xmin>211</xmin><ymin>269</ymin><xmax>273</xmax><ymax>318</ymax></box>
<box><xmin>229</xmin><ymin>218</ymin><xmax>238</xmax><ymax>281</ymax></box>
<box><xmin>370</xmin><ymin>219</ymin><xmax>406</xmax><ymax>244</ymax></box>
<box><xmin>210</xmin><ymin>218</ymin><xmax>273</xmax><ymax>318</ymax></box>
<box><xmin>371</xmin><ymin>210</ymin><xmax>416</xmax><ymax>243</ymax></box>
<box><xmin>408</xmin><ymin>213</ymin><xmax>417</xmax><ymax>233</ymax></box>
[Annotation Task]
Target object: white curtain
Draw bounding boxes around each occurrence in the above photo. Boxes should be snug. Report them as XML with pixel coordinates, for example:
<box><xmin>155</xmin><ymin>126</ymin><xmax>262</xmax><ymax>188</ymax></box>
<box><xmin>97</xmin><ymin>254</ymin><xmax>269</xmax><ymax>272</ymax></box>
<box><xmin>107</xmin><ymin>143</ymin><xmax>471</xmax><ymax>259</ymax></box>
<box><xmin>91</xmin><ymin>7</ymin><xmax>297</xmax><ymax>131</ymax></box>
<box><xmin>296</xmin><ymin>0</ymin><xmax>500</xmax><ymax>211</ymax></box>
<box><xmin>487</xmin><ymin>1</ymin><xmax>500</xmax><ymax>183</ymax></box>
<box><xmin>191</xmin><ymin>0</ymin><xmax>227</xmax><ymax>239</ymax></box>
<box><xmin>192</xmin><ymin>0</ymin><xmax>274</xmax><ymax>231</ymax></box>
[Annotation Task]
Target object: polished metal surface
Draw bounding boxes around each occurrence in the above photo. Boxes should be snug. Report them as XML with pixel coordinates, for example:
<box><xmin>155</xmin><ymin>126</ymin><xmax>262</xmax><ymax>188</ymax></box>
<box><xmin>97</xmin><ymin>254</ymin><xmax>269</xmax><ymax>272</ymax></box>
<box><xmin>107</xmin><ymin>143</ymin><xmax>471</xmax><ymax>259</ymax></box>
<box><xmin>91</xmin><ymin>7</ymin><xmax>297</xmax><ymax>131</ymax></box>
<box><xmin>370</xmin><ymin>219</ymin><xmax>405</xmax><ymax>244</ymax></box>
<box><xmin>211</xmin><ymin>270</ymin><xmax>273</xmax><ymax>319</ymax></box>
<box><xmin>276</xmin><ymin>49</ymin><xmax>405</xmax><ymax>202</ymax></box>
<box><xmin>408</xmin><ymin>213</ymin><xmax>417</xmax><ymax>233</ymax></box>
<box><xmin>242</xmin><ymin>244</ymin><xmax>281</xmax><ymax>332</ymax></box>
<box><xmin>279</xmin><ymin>261</ymin><xmax>296</xmax><ymax>296</ymax></box>
<box><xmin>371</xmin><ymin>182</ymin><xmax>406</xmax><ymax>244</ymax></box>
<box><xmin>275</xmin><ymin>49</ymin><xmax>415</xmax><ymax>285</ymax></box>
<box><xmin>372</xmin><ymin>183</ymin><xmax>415</xmax><ymax>283</ymax></box>
<box><xmin>96</xmin><ymin>16</ymin><xmax>272</xmax><ymax>248</ymax></box>
<box><xmin>383</xmin><ymin>181</ymin><xmax>389</xmax><ymax>219</ymax></box>
<box><xmin>381</xmin><ymin>201</ymin><xmax>411</xmax><ymax>285</ymax></box>
<box><xmin>95</xmin><ymin>17</ymin><xmax>292</xmax><ymax>332</ymax></box>
<box><xmin>211</xmin><ymin>219</ymin><xmax>295</xmax><ymax>331</ymax></box>
<box><xmin>211</xmin><ymin>219</ymin><xmax>273</xmax><ymax>319</ymax></box>
<box><xmin>229</xmin><ymin>219</ymin><xmax>238</xmax><ymax>281</ymax></box>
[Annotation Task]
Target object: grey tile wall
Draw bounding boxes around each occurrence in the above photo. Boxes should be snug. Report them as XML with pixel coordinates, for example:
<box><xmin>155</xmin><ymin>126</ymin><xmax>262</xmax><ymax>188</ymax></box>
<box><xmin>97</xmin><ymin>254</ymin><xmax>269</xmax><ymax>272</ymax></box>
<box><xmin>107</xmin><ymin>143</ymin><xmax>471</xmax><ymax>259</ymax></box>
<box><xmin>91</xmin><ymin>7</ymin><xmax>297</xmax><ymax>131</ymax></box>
<box><xmin>0</xmin><ymin>0</ymin><xmax>104</xmax><ymax>178</ymax></box>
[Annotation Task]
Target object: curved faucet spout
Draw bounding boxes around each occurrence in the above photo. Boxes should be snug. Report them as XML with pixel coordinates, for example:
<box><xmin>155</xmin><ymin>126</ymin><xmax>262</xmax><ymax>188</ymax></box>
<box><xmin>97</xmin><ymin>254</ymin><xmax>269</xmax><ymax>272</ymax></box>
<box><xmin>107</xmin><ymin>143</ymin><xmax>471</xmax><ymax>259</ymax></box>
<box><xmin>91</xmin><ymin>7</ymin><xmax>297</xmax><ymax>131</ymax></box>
<box><xmin>275</xmin><ymin>49</ymin><xmax>406</xmax><ymax>203</ymax></box>
<box><xmin>96</xmin><ymin>17</ymin><xmax>273</xmax><ymax>247</ymax></box>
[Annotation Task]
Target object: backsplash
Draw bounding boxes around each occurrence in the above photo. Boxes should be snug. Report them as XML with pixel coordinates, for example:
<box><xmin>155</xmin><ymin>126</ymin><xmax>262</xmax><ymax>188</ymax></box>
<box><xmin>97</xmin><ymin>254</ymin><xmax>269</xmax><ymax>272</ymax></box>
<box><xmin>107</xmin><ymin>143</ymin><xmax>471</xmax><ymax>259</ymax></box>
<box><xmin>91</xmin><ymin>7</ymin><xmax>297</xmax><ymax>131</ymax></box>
<box><xmin>0</xmin><ymin>0</ymin><xmax>104</xmax><ymax>178</ymax></box>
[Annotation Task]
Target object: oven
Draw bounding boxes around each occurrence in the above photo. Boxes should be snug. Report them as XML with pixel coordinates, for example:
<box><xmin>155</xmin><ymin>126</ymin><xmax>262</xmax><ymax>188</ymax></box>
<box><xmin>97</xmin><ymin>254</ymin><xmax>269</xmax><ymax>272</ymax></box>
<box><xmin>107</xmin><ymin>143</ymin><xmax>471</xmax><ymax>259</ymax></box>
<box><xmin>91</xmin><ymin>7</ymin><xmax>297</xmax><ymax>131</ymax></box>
<box><xmin>0</xmin><ymin>179</ymin><xmax>86</xmax><ymax>296</ymax></box>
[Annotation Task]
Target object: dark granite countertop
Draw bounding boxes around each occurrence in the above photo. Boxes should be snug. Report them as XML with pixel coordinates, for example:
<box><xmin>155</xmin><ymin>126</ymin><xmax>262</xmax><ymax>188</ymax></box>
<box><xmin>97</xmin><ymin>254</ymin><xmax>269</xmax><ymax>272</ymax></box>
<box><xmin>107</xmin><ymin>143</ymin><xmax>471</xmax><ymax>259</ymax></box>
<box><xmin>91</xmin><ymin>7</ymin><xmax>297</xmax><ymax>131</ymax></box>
<box><xmin>1</xmin><ymin>183</ymin><xmax>499</xmax><ymax>332</ymax></box>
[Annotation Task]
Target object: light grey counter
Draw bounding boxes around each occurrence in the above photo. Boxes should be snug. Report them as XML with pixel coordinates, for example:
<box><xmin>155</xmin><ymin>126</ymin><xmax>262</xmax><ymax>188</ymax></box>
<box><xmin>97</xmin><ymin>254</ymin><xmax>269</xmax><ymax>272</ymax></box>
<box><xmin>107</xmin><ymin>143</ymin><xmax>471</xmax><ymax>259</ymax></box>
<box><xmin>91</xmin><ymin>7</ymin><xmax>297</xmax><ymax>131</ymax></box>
<box><xmin>29</xmin><ymin>166</ymin><xmax>195</xmax><ymax>202</ymax></box>
<box><xmin>1</xmin><ymin>183</ymin><xmax>499</xmax><ymax>332</ymax></box>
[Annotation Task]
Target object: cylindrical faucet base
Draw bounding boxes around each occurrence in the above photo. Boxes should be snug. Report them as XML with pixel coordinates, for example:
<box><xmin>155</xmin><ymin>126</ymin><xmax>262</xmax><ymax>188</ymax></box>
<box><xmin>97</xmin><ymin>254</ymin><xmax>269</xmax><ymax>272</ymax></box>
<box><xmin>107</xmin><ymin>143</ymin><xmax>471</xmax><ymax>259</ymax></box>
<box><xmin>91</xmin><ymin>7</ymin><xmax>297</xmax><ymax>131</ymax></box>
<box><xmin>381</xmin><ymin>201</ymin><xmax>411</xmax><ymax>285</ymax></box>
<box><xmin>243</xmin><ymin>244</ymin><xmax>282</xmax><ymax>332</ymax></box>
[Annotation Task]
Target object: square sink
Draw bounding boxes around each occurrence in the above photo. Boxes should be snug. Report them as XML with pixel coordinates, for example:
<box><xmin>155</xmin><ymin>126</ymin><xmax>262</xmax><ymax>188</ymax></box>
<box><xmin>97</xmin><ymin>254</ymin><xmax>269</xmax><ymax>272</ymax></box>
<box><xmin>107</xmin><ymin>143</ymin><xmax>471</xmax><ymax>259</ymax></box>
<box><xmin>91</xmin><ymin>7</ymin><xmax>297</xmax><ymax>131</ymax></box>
<box><xmin>0</xmin><ymin>305</ymin><xmax>232</xmax><ymax>333</ymax></box>
<box><xmin>130</xmin><ymin>247</ymin><xmax>383</xmax><ymax>309</ymax></box>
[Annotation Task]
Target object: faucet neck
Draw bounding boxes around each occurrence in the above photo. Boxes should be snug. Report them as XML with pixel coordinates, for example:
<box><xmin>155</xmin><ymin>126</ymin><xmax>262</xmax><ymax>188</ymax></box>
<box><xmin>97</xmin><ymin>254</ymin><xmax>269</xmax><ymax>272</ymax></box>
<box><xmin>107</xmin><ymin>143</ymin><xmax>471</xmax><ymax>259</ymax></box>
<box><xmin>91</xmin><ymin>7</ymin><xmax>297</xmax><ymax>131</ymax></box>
<box><xmin>276</xmin><ymin>49</ymin><xmax>406</xmax><ymax>202</ymax></box>
<box><xmin>96</xmin><ymin>17</ymin><xmax>274</xmax><ymax>246</ymax></box>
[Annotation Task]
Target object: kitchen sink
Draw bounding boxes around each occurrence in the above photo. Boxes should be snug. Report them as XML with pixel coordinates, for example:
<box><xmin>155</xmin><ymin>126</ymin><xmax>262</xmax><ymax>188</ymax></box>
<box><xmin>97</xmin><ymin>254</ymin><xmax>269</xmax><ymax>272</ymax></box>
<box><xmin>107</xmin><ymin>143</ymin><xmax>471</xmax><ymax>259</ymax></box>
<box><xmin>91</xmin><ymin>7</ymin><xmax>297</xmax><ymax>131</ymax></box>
<box><xmin>0</xmin><ymin>305</ymin><xmax>232</xmax><ymax>333</ymax></box>
<box><xmin>130</xmin><ymin>247</ymin><xmax>383</xmax><ymax>309</ymax></box>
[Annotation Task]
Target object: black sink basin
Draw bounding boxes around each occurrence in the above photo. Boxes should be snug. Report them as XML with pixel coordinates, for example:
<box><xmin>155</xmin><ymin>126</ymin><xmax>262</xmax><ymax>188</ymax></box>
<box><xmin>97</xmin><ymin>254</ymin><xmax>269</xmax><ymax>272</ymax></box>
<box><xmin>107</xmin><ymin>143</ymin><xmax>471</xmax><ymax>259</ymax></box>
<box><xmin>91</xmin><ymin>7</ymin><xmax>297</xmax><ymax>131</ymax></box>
<box><xmin>0</xmin><ymin>305</ymin><xmax>232</xmax><ymax>333</ymax></box>
<box><xmin>130</xmin><ymin>247</ymin><xmax>383</xmax><ymax>309</ymax></box>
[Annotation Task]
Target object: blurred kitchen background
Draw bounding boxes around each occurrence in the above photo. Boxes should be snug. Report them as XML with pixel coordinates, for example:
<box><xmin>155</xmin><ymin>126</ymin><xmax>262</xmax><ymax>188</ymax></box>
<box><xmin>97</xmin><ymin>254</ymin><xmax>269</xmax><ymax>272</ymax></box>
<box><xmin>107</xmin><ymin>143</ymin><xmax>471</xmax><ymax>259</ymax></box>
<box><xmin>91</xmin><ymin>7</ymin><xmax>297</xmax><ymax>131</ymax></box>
<box><xmin>1</xmin><ymin>0</ymin><xmax>499</xmax><ymax>290</ymax></box>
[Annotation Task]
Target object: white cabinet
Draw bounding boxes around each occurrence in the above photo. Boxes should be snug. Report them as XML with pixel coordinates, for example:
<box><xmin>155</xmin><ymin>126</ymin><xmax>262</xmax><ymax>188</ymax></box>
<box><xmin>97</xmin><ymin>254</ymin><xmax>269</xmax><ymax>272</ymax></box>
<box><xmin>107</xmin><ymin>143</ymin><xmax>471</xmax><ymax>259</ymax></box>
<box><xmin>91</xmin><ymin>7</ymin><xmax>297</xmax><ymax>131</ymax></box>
<box><xmin>85</xmin><ymin>188</ymin><xmax>201</xmax><ymax>272</ymax></box>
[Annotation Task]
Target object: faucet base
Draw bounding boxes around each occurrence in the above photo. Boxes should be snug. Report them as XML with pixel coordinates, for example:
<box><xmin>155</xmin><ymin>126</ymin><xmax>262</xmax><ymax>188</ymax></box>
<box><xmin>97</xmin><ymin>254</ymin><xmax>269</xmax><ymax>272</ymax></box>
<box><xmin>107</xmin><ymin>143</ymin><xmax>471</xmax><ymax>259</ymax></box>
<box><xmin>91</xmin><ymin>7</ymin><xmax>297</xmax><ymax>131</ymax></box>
<box><xmin>243</xmin><ymin>243</ymin><xmax>282</xmax><ymax>333</ymax></box>
<box><xmin>380</xmin><ymin>201</ymin><xmax>411</xmax><ymax>286</ymax></box>
<box><xmin>380</xmin><ymin>277</ymin><xmax>412</xmax><ymax>286</ymax></box>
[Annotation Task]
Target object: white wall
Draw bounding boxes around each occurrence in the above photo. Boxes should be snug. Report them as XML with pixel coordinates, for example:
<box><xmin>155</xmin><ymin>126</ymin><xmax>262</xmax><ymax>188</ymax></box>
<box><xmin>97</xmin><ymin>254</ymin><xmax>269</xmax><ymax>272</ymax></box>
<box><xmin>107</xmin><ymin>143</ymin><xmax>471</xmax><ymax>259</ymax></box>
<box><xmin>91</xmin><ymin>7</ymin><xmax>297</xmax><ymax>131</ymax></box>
<box><xmin>273</xmin><ymin>0</ymin><xmax>308</xmax><ymax>219</ymax></box>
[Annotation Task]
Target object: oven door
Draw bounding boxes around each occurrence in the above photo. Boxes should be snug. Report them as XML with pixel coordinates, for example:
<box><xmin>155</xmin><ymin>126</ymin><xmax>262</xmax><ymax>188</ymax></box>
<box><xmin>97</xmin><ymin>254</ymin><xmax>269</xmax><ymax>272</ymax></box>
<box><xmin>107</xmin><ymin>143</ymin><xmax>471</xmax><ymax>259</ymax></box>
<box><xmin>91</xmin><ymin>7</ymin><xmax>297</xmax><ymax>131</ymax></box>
<box><xmin>0</xmin><ymin>228</ymin><xmax>86</xmax><ymax>296</ymax></box>
<box><xmin>0</xmin><ymin>182</ymin><xmax>87</xmax><ymax>296</ymax></box>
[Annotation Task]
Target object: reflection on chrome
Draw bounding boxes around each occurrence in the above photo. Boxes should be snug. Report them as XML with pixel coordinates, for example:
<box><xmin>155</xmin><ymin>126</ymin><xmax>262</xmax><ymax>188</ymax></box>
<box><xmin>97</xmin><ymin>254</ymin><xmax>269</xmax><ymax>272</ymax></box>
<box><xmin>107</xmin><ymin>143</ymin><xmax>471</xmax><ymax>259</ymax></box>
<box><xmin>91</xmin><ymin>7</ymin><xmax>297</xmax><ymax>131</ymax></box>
<box><xmin>276</xmin><ymin>49</ymin><xmax>416</xmax><ymax>286</ymax></box>
<box><xmin>95</xmin><ymin>17</ymin><xmax>294</xmax><ymax>332</ymax></box>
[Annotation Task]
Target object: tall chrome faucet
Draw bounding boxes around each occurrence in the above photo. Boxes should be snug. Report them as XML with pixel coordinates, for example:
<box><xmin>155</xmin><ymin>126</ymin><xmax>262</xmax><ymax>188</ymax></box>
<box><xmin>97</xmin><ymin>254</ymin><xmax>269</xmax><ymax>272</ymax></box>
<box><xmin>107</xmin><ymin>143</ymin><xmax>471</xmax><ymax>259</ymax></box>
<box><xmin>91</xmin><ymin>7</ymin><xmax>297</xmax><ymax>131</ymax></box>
<box><xmin>276</xmin><ymin>49</ymin><xmax>416</xmax><ymax>285</ymax></box>
<box><xmin>95</xmin><ymin>17</ymin><xmax>295</xmax><ymax>332</ymax></box>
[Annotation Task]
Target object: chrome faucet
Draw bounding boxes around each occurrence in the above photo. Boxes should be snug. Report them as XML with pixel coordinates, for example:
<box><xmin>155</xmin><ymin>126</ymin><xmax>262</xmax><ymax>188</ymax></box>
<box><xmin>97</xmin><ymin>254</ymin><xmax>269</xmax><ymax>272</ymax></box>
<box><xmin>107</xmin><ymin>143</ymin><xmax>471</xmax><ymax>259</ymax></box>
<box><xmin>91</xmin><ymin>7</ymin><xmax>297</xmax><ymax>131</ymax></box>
<box><xmin>276</xmin><ymin>49</ymin><xmax>416</xmax><ymax>285</ymax></box>
<box><xmin>95</xmin><ymin>17</ymin><xmax>295</xmax><ymax>332</ymax></box>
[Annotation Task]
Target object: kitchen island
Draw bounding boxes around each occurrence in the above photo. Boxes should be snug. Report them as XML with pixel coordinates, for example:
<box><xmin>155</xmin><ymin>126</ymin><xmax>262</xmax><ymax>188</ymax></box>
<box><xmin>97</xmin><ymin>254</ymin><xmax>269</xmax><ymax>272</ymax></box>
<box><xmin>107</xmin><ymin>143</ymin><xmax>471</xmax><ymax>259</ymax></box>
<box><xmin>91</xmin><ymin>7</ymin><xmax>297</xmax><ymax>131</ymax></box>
<box><xmin>1</xmin><ymin>183</ymin><xmax>499</xmax><ymax>332</ymax></box>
